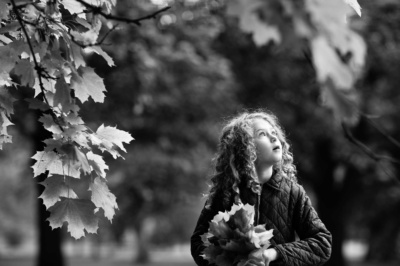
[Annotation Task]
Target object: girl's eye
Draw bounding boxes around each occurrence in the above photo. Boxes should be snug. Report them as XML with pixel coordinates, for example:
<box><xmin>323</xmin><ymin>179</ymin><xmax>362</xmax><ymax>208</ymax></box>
<box><xmin>272</xmin><ymin>131</ymin><xmax>277</xmax><ymax>136</ymax></box>
<box><xmin>259</xmin><ymin>132</ymin><xmax>266</xmax><ymax>137</ymax></box>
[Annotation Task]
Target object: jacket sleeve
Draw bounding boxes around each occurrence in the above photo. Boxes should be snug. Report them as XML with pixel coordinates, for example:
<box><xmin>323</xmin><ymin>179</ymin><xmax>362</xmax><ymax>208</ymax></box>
<box><xmin>273</xmin><ymin>185</ymin><xmax>332</xmax><ymax>266</ymax></box>
<box><xmin>190</xmin><ymin>201</ymin><xmax>218</xmax><ymax>266</ymax></box>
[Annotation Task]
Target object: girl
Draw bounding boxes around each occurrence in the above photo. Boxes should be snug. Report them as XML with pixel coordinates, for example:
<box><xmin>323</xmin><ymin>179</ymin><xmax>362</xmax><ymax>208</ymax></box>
<box><xmin>191</xmin><ymin>111</ymin><xmax>332</xmax><ymax>266</ymax></box>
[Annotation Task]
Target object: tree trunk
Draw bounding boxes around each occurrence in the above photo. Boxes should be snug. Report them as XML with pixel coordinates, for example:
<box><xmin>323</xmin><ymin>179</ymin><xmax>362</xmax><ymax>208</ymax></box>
<box><xmin>36</xmin><ymin>173</ymin><xmax>64</xmax><ymax>266</ymax></box>
<box><xmin>30</xmin><ymin>108</ymin><xmax>64</xmax><ymax>266</ymax></box>
<box><xmin>133</xmin><ymin>217</ymin><xmax>156</xmax><ymax>264</ymax></box>
<box><xmin>313</xmin><ymin>139</ymin><xmax>346</xmax><ymax>266</ymax></box>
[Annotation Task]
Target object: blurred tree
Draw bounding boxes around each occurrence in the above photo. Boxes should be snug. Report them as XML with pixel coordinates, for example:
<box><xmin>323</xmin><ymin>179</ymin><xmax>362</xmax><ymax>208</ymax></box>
<box><xmin>81</xmin><ymin>0</ymin><xmax>238</xmax><ymax>262</ymax></box>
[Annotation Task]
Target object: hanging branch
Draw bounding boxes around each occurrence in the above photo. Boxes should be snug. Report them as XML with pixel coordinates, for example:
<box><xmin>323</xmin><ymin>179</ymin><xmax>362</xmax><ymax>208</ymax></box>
<box><xmin>362</xmin><ymin>114</ymin><xmax>400</xmax><ymax>151</ymax></box>
<box><xmin>10</xmin><ymin>0</ymin><xmax>64</xmax><ymax>132</ymax></box>
<box><xmin>74</xmin><ymin>0</ymin><xmax>171</xmax><ymax>26</ymax></box>
<box><xmin>342</xmin><ymin>122</ymin><xmax>400</xmax><ymax>165</ymax></box>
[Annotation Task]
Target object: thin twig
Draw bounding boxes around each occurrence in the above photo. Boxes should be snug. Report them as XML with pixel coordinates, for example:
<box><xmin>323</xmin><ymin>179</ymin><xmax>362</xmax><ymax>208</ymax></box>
<box><xmin>10</xmin><ymin>0</ymin><xmax>64</xmax><ymax>132</ymax></box>
<box><xmin>74</xmin><ymin>0</ymin><xmax>170</xmax><ymax>26</ymax></box>
<box><xmin>362</xmin><ymin>114</ymin><xmax>400</xmax><ymax>151</ymax></box>
<box><xmin>342</xmin><ymin>122</ymin><xmax>400</xmax><ymax>165</ymax></box>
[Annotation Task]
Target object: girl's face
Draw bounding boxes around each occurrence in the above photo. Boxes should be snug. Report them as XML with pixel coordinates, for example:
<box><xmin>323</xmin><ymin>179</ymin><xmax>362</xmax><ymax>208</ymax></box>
<box><xmin>252</xmin><ymin>118</ymin><xmax>282</xmax><ymax>168</ymax></box>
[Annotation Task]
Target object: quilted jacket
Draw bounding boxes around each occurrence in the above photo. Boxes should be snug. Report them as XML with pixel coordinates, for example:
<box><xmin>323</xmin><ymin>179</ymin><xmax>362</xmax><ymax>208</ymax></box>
<box><xmin>191</xmin><ymin>173</ymin><xmax>332</xmax><ymax>266</ymax></box>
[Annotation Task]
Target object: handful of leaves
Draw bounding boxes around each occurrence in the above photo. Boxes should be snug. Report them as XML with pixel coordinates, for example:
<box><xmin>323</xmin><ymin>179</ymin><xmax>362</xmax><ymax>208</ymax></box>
<box><xmin>201</xmin><ymin>203</ymin><xmax>273</xmax><ymax>266</ymax></box>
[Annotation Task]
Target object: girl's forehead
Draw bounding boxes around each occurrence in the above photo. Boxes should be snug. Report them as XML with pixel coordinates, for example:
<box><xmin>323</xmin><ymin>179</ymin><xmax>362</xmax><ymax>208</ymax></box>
<box><xmin>251</xmin><ymin>118</ymin><xmax>274</xmax><ymax>131</ymax></box>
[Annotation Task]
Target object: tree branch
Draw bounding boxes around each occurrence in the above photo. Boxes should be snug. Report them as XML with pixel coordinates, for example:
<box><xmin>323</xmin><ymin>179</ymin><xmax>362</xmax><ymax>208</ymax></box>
<box><xmin>10</xmin><ymin>0</ymin><xmax>64</xmax><ymax>132</ymax></box>
<box><xmin>74</xmin><ymin>0</ymin><xmax>171</xmax><ymax>26</ymax></box>
<box><xmin>363</xmin><ymin>114</ymin><xmax>400</xmax><ymax>151</ymax></box>
<box><xmin>341</xmin><ymin>122</ymin><xmax>400</xmax><ymax>165</ymax></box>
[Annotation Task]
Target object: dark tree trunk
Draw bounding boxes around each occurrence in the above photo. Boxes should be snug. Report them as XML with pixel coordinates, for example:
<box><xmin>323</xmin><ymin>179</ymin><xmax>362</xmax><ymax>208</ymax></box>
<box><xmin>31</xmin><ymin>113</ymin><xmax>64</xmax><ymax>266</ymax></box>
<box><xmin>133</xmin><ymin>219</ymin><xmax>151</xmax><ymax>264</ymax></box>
<box><xmin>36</xmin><ymin>174</ymin><xmax>64</xmax><ymax>266</ymax></box>
<box><xmin>313</xmin><ymin>139</ymin><xmax>346</xmax><ymax>266</ymax></box>
<box><xmin>14</xmin><ymin>94</ymin><xmax>65</xmax><ymax>266</ymax></box>
<box><xmin>12</xmin><ymin>89</ymin><xmax>65</xmax><ymax>266</ymax></box>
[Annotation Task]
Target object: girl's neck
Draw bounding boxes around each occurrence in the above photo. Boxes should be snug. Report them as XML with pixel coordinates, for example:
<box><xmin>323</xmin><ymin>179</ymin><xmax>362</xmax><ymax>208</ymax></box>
<box><xmin>256</xmin><ymin>165</ymin><xmax>274</xmax><ymax>184</ymax></box>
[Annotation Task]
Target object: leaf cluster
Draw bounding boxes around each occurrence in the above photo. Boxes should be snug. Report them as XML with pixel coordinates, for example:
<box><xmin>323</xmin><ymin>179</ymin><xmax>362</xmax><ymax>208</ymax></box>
<box><xmin>0</xmin><ymin>0</ymin><xmax>134</xmax><ymax>239</ymax></box>
<box><xmin>225</xmin><ymin>0</ymin><xmax>365</xmax><ymax>125</ymax></box>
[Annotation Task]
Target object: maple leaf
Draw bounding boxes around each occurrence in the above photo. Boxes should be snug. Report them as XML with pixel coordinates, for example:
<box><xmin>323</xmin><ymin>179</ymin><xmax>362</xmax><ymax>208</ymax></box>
<box><xmin>0</xmin><ymin>72</ymin><xmax>12</xmax><ymax>87</ymax></box>
<box><xmin>311</xmin><ymin>36</ymin><xmax>354</xmax><ymax>89</ymax></box>
<box><xmin>54</xmin><ymin>77</ymin><xmax>74</xmax><ymax>111</ymax></box>
<box><xmin>65</xmin><ymin>112</ymin><xmax>84</xmax><ymax>125</ymax></box>
<box><xmin>58</xmin><ymin>142</ymin><xmax>91</xmax><ymax>175</ymax></box>
<box><xmin>0</xmin><ymin>86</ymin><xmax>15</xmax><ymax>116</ymax></box>
<box><xmin>344</xmin><ymin>0</ymin><xmax>361</xmax><ymax>17</ymax></box>
<box><xmin>95</xmin><ymin>124</ymin><xmax>134</xmax><ymax>156</ymax></box>
<box><xmin>25</xmin><ymin>98</ymin><xmax>50</xmax><ymax>111</ymax></box>
<box><xmin>227</xmin><ymin>0</ymin><xmax>281</xmax><ymax>46</ymax></box>
<box><xmin>0</xmin><ymin>111</ymin><xmax>13</xmax><ymax>149</ymax></box>
<box><xmin>61</xmin><ymin>0</ymin><xmax>87</xmax><ymax>18</ymax></box>
<box><xmin>71</xmin><ymin>67</ymin><xmax>107</xmax><ymax>103</ymax></box>
<box><xmin>13</xmin><ymin>59</ymin><xmax>36</xmax><ymax>87</ymax></box>
<box><xmin>39</xmin><ymin>114</ymin><xmax>63</xmax><ymax>134</ymax></box>
<box><xmin>84</xmin><ymin>46</ymin><xmax>115</xmax><ymax>67</ymax></box>
<box><xmin>0</xmin><ymin>45</ymin><xmax>18</xmax><ymax>74</ymax></box>
<box><xmin>87</xmin><ymin>151</ymin><xmax>108</xmax><ymax>178</ymax></box>
<box><xmin>0</xmin><ymin>34</ymin><xmax>12</xmax><ymax>45</ymax></box>
<box><xmin>70</xmin><ymin>42</ymin><xmax>86</xmax><ymax>68</ymax></box>
<box><xmin>0</xmin><ymin>22</ymin><xmax>20</xmax><ymax>35</ymax></box>
<box><xmin>39</xmin><ymin>175</ymin><xmax>78</xmax><ymax>209</ymax></box>
<box><xmin>0</xmin><ymin>0</ymin><xmax>11</xmax><ymax>21</ymax></box>
<box><xmin>70</xmin><ymin>18</ymin><xmax>102</xmax><ymax>46</ymax></box>
<box><xmin>47</xmin><ymin>197</ymin><xmax>98</xmax><ymax>239</ymax></box>
<box><xmin>320</xmin><ymin>78</ymin><xmax>359</xmax><ymax>125</ymax></box>
<box><xmin>32</xmin><ymin>150</ymin><xmax>81</xmax><ymax>178</ymax></box>
<box><xmin>89</xmin><ymin>177</ymin><xmax>118</xmax><ymax>221</ymax></box>
<box><xmin>33</xmin><ymin>77</ymin><xmax>56</xmax><ymax>97</ymax></box>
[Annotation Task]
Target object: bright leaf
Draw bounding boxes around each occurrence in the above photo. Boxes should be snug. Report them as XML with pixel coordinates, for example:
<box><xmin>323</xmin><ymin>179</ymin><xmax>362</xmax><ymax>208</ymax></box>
<box><xmin>344</xmin><ymin>0</ymin><xmax>361</xmax><ymax>16</ymax></box>
<box><xmin>87</xmin><ymin>151</ymin><xmax>108</xmax><ymax>178</ymax></box>
<box><xmin>47</xmin><ymin>197</ymin><xmax>98</xmax><ymax>239</ymax></box>
<box><xmin>227</xmin><ymin>0</ymin><xmax>281</xmax><ymax>46</ymax></box>
<box><xmin>71</xmin><ymin>67</ymin><xmax>107</xmax><ymax>103</ymax></box>
<box><xmin>84</xmin><ymin>46</ymin><xmax>115</xmax><ymax>67</ymax></box>
<box><xmin>39</xmin><ymin>175</ymin><xmax>78</xmax><ymax>209</ymax></box>
<box><xmin>311</xmin><ymin>35</ymin><xmax>354</xmax><ymax>89</ymax></box>
<box><xmin>0</xmin><ymin>111</ymin><xmax>13</xmax><ymax>149</ymax></box>
<box><xmin>89</xmin><ymin>177</ymin><xmax>118</xmax><ymax>221</ymax></box>
<box><xmin>39</xmin><ymin>114</ymin><xmax>63</xmax><ymax>135</ymax></box>
<box><xmin>32</xmin><ymin>150</ymin><xmax>81</xmax><ymax>178</ymax></box>
<box><xmin>96</xmin><ymin>124</ymin><xmax>134</xmax><ymax>153</ymax></box>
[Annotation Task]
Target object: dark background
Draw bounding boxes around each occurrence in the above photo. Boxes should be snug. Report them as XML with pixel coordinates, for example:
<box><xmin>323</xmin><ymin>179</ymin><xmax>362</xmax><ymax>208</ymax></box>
<box><xmin>0</xmin><ymin>0</ymin><xmax>399</xmax><ymax>265</ymax></box>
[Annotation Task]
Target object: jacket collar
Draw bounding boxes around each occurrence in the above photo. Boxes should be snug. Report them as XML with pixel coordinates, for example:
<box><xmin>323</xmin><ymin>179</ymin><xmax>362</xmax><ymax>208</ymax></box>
<box><xmin>264</xmin><ymin>172</ymin><xmax>283</xmax><ymax>191</ymax></box>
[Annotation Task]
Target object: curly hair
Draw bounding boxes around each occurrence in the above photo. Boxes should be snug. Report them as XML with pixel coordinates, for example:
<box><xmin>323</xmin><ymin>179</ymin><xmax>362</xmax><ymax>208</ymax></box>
<box><xmin>206</xmin><ymin>110</ymin><xmax>297</xmax><ymax>209</ymax></box>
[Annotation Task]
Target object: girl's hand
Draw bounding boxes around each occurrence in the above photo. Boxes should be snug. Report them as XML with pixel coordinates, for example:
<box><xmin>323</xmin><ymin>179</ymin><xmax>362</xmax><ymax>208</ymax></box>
<box><xmin>262</xmin><ymin>248</ymin><xmax>279</xmax><ymax>266</ymax></box>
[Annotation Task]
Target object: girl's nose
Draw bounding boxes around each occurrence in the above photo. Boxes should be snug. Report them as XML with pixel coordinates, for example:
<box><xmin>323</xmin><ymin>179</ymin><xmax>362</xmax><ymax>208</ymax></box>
<box><xmin>270</xmin><ymin>136</ymin><xmax>276</xmax><ymax>143</ymax></box>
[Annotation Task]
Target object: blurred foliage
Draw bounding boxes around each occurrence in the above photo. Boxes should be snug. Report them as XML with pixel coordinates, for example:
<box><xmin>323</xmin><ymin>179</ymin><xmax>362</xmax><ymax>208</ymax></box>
<box><xmin>0</xmin><ymin>0</ymin><xmax>400</xmax><ymax>264</ymax></box>
<box><xmin>80</xmin><ymin>0</ymin><xmax>239</xmax><ymax>249</ymax></box>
